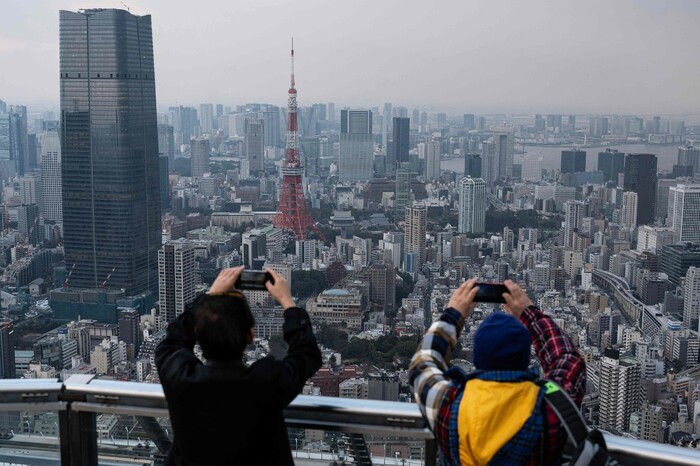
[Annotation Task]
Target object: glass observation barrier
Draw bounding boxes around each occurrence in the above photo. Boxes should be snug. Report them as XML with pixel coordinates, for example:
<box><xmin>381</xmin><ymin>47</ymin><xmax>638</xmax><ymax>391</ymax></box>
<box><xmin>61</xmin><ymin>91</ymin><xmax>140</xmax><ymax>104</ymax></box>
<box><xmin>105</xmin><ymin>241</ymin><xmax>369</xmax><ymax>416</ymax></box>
<box><xmin>1</xmin><ymin>376</ymin><xmax>699</xmax><ymax>465</ymax></box>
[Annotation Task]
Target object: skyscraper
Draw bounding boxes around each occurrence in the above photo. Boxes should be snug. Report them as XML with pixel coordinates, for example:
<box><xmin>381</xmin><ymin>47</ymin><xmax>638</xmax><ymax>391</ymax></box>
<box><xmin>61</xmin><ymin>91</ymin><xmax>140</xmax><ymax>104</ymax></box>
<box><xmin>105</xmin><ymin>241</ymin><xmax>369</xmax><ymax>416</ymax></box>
<box><xmin>245</xmin><ymin>118</ymin><xmax>265</xmax><ymax>174</ymax></box>
<box><xmin>0</xmin><ymin>320</ymin><xmax>16</xmax><ymax>379</ymax></box>
<box><xmin>464</xmin><ymin>153</ymin><xmax>482</xmax><ymax>178</ymax></box>
<box><xmin>677</xmin><ymin>145</ymin><xmax>700</xmax><ymax>175</ymax></box>
<box><xmin>682</xmin><ymin>267</ymin><xmax>700</xmax><ymax>329</ymax></box>
<box><xmin>392</xmin><ymin>117</ymin><xmax>410</xmax><ymax>167</ymax></box>
<box><xmin>598</xmin><ymin>149</ymin><xmax>625</xmax><ymax>184</ymax></box>
<box><xmin>8</xmin><ymin>105</ymin><xmax>28</xmax><ymax>176</ymax></box>
<box><xmin>667</xmin><ymin>184</ymin><xmax>700</xmax><ymax>243</ymax></box>
<box><xmin>563</xmin><ymin>201</ymin><xmax>585</xmax><ymax>248</ymax></box>
<box><xmin>339</xmin><ymin>110</ymin><xmax>373</xmax><ymax>182</ymax></box>
<box><xmin>60</xmin><ymin>8</ymin><xmax>161</xmax><ymax>295</ymax></box>
<box><xmin>395</xmin><ymin>162</ymin><xmax>411</xmax><ymax>213</ymax></box>
<box><xmin>599</xmin><ymin>349</ymin><xmax>641</xmax><ymax>431</ymax></box>
<box><xmin>199</xmin><ymin>103</ymin><xmax>214</xmax><ymax>135</ymax></box>
<box><xmin>623</xmin><ymin>153</ymin><xmax>657</xmax><ymax>226</ymax></box>
<box><xmin>158</xmin><ymin>240</ymin><xmax>196</xmax><ymax>324</ymax></box>
<box><xmin>425</xmin><ymin>140</ymin><xmax>441</xmax><ymax>180</ymax></box>
<box><xmin>404</xmin><ymin>203</ymin><xmax>427</xmax><ymax>270</ymax></box>
<box><xmin>493</xmin><ymin>126</ymin><xmax>514</xmax><ymax>180</ymax></box>
<box><xmin>621</xmin><ymin>191</ymin><xmax>638</xmax><ymax>230</ymax></box>
<box><xmin>560</xmin><ymin>149</ymin><xmax>586</xmax><ymax>174</ymax></box>
<box><xmin>458</xmin><ymin>177</ymin><xmax>486</xmax><ymax>234</ymax></box>
<box><xmin>157</xmin><ymin>124</ymin><xmax>175</xmax><ymax>166</ymax></box>
<box><xmin>190</xmin><ymin>137</ymin><xmax>210</xmax><ymax>179</ymax></box>
<box><xmin>39</xmin><ymin>129</ymin><xmax>62</xmax><ymax>224</ymax></box>
<box><xmin>521</xmin><ymin>156</ymin><xmax>542</xmax><ymax>182</ymax></box>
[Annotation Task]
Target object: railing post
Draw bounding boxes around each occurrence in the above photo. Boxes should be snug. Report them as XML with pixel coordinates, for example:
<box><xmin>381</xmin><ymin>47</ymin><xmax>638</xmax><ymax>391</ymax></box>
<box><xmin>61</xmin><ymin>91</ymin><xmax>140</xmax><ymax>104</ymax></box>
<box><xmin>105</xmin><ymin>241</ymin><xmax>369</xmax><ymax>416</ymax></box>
<box><xmin>424</xmin><ymin>438</ymin><xmax>437</xmax><ymax>466</ymax></box>
<box><xmin>59</xmin><ymin>406</ymin><xmax>97</xmax><ymax>466</ymax></box>
<box><xmin>60</xmin><ymin>374</ymin><xmax>98</xmax><ymax>466</ymax></box>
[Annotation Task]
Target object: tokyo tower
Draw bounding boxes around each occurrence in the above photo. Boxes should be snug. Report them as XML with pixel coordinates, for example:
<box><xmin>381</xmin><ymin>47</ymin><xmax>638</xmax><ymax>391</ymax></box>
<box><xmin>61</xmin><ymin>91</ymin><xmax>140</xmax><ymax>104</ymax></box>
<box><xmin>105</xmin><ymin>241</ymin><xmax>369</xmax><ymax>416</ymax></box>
<box><xmin>273</xmin><ymin>40</ymin><xmax>324</xmax><ymax>240</ymax></box>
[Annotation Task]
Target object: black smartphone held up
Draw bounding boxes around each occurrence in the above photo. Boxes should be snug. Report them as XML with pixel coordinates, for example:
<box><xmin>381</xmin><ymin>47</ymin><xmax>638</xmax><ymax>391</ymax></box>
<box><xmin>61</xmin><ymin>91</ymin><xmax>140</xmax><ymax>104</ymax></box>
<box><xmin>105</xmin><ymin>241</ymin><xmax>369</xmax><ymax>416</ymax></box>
<box><xmin>474</xmin><ymin>282</ymin><xmax>509</xmax><ymax>303</ymax></box>
<box><xmin>235</xmin><ymin>270</ymin><xmax>273</xmax><ymax>291</ymax></box>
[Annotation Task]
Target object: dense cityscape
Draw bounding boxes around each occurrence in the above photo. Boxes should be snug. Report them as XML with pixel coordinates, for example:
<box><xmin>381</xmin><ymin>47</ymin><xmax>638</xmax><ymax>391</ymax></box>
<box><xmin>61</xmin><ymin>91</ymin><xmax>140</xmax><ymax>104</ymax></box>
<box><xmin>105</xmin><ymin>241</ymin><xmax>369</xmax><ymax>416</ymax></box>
<box><xmin>1</xmin><ymin>3</ymin><xmax>700</xmax><ymax>464</ymax></box>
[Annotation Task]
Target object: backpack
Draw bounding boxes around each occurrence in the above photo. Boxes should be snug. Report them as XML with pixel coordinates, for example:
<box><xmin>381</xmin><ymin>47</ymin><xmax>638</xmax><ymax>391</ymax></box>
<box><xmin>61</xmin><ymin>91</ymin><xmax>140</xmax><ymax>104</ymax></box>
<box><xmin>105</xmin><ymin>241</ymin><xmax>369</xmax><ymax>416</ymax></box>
<box><xmin>538</xmin><ymin>380</ymin><xmax>619</xmax><ymax>466</ymax></box>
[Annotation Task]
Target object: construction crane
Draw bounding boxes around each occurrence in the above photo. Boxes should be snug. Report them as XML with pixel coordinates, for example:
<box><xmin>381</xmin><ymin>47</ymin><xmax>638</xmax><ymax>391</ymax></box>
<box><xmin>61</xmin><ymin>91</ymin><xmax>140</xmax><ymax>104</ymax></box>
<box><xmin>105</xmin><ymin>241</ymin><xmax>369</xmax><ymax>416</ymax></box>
<box><xmin>100</xmin><ymin>267</ymin><xmax>117</xmax><ymax>288</ymax></box>
<box><xmin>63</xmin><ymin>263</ymin><xmax>76</xmax><ymax>288</ymax></box>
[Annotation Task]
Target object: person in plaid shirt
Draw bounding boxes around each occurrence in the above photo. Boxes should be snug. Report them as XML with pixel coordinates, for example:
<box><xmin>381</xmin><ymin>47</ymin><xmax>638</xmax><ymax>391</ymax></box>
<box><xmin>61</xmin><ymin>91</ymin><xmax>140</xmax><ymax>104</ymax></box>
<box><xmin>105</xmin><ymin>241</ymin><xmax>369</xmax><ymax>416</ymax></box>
<box><xmin>409</xmin><ymin>279</ymin><xmax>586</xmax><ymax>465</ymax></box>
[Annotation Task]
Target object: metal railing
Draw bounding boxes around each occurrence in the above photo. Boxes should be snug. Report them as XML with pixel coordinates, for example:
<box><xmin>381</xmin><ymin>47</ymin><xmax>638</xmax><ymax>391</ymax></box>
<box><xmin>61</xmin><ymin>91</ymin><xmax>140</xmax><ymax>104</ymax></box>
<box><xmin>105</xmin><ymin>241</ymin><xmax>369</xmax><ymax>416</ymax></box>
<box><xmin>0</xmin><ymin>376</ymin><xmax>699</xmax><ymax>465</ymax></box>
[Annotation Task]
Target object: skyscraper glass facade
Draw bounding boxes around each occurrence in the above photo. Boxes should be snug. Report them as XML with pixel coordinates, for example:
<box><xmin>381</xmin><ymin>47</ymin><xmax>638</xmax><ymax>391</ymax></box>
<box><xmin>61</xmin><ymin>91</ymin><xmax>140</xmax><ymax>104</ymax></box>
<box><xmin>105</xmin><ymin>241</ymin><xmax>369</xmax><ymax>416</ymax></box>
<box><xmin>60</xmin><ymin>9</ymin><xmax>161</xmax><ymax>295</ymax></box>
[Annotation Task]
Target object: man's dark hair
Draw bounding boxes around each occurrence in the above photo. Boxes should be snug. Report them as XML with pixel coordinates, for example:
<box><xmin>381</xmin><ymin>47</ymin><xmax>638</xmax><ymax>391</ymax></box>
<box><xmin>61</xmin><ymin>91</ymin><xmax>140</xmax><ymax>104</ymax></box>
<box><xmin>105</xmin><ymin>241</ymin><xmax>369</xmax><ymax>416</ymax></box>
<box><xmin>193</xmin><ymin>293</ymin><xmax>255</xmax><ymax>361</ymax></box>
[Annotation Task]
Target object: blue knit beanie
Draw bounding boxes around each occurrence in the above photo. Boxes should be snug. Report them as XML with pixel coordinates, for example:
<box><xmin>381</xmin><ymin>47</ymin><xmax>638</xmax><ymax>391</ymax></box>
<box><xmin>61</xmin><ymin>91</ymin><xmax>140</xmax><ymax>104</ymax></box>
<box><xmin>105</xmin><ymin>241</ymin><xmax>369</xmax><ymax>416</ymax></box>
<box><xmin>473</xmin><ymin>313</ymin><xmax>531</xmax><ymax>371</ymax></box>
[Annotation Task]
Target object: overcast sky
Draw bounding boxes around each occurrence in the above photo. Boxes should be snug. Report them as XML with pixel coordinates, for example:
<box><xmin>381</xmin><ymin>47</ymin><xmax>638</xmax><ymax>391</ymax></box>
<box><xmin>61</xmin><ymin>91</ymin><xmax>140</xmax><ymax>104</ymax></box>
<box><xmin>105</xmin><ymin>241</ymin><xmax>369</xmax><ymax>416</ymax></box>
<box><xmin>2</xmin><ymin>0</ymin><xmax>700</xmax><ymax>115</ymax></box>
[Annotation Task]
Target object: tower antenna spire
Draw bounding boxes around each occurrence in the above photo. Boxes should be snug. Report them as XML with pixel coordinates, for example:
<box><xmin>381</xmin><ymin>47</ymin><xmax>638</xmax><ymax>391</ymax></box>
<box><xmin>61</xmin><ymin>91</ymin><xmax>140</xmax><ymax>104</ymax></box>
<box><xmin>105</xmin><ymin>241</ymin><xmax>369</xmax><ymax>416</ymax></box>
<box><xmin>274</xmin><ymin>40</ymin><xmax>324</xmax><ymax>241</ymax></box>
<box><xmin>290</xmin><ymin>37</ymin><xmax>295</xmax><ymax>89</ymax></box>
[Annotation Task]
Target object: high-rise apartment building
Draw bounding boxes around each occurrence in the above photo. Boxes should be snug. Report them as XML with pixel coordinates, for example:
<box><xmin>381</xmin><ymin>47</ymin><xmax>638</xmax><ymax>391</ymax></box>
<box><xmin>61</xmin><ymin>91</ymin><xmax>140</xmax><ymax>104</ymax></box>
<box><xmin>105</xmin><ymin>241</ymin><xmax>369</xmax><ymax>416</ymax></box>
<box><xmin>458</xmin><ymin>177</ymin><xmax>486</xmax><ymax>234</ymax></box>
<box><xmin>19</xmin><ymin>172</ymin><xmax>41</xmax><ymax>206</ymax></box>
<box><xmin>636</xmin><ymin>226</ymin><xmax>674</xmax><ymax>254</ymax></box>
<box><xmin>598</xmin><ymin>149</ymin><xmax>625</xmax><ymax>184</ymax></box>
<box><xmin>245</xmin><ymin>118</ymin><xmax>265</xmax><ymax>174</ymax></box>
<box><xmin>190</xmin><ymin>137</ymin><xmax>210</xmax><ymax>179</ymax></box>
<box><xmin>621</xmin><ymin>191</ymin><xmax>638</xmax><ymax>230</ymax></box>
<box><xmin>493</xmin><ymin>126</ymin><xmax>514</xmax><ymax>180</ymax></box>
<box><xmin>563</xmin><ymin>201</ymin><xmax>585</xmax><ymax>248</ymax></box>
<box><xmin>158</xmin><ymin>240</ymin><xmax>196</xmax><ymax>324</ymax></box>
<box><xmin>39</xmin><ymin>129</ymin><xmax>62</xmax><ymax>224</ymax></box>
<box><xmin>560</xmin><ymin>150</ymin><xmax>586</xmax><ymax>174</ymax></box>
<box><xmin>60</xmin><ymin>8</ymin><xmax>161</xmax><ymax>295</ymax></box>
<box><xmin>667</xmin><ymin>184</ymin><xmax>700</xmax><ymax>243</ymax></box>
<box><xmin>623</xmin><ymin>153</ymin><xmax>657</xmax><ymax>226</ymax></box>
<box><xmin>404</xmin><ymin>203</ymin><xmax>427</xmax><ymax>270</ymax></box>
<box><xmin>599</xmin><ymin>349</ymin><xmax>641</xmax><ymax>431</ymax></box>
<box><xmin>339</xmin><ymin>110</ymin><xmax>373</xmax><ymax>182</ymax></box>
<box><xmin>683</xmin><ymin>267</ymin><xmax>700</xmax><ymax>329</ymax></box>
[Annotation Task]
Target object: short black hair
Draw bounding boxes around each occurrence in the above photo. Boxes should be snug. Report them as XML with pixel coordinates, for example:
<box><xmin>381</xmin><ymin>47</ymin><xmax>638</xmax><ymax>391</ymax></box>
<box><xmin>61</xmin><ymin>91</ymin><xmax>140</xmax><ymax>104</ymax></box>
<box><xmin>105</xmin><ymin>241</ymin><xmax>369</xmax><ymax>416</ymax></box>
<box><xmin>193</xmin><ymin>293</ymin><xmax>255</xmax><ymax>361</ymax></box>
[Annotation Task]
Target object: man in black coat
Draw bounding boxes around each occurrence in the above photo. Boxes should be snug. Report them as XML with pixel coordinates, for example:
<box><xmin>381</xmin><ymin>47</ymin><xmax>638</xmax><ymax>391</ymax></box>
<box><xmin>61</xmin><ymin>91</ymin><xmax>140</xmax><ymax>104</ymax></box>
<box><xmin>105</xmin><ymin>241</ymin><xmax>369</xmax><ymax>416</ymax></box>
<box><xmin>156</xmin><ymin>266</ymin><xmax>322</xmax><ymax>465</ymax></box>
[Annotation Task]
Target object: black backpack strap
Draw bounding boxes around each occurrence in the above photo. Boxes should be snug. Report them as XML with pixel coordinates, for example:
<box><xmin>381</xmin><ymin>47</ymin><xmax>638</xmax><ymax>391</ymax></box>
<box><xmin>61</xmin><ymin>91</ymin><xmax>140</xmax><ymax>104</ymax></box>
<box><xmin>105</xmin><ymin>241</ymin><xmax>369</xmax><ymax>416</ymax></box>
<box><xmin>537</xmin><ymin>380</ymin><xmax>588</xmax><ymax>448</ymax></box>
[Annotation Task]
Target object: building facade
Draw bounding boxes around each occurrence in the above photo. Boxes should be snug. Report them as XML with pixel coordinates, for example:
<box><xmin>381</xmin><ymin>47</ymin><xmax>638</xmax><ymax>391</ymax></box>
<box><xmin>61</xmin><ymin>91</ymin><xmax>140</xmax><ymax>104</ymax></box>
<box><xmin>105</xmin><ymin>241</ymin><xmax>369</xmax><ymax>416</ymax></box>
<box><xmin>339</xmin><ymin>110</ymin><xmax>373</xmax><ymax>182</ymax></box>
<box><xmin>60</xmin><ymin>8</ymin><xmax>161</xmax><ymax>295</ymax></box>
<box><xmin>458</xmin><ymin>177</ymin><xmax>486</xmax><ymax>234</ymax></box>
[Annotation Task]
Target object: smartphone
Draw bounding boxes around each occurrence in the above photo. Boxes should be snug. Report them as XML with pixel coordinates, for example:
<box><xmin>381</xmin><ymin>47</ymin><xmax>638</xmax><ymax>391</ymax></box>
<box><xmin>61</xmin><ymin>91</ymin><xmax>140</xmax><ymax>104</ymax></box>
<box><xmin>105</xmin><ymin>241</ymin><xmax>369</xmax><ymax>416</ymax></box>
<box><xmin>235</xmin><ymin>270</ymin><xmax>273</xmax><ymax>291</ymax></box>
<box><xmin>473</xmin><ymin>283</ymin><xmax>509</xmax><ymax>303</ymax></box>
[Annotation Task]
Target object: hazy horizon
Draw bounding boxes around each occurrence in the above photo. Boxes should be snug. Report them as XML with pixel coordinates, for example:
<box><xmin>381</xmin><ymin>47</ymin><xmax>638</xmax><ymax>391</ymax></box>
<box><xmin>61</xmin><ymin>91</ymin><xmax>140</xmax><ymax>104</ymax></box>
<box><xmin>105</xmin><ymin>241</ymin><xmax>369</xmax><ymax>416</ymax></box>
<box><xmin>2</xmin><ymin>0</ymin><xmax>700</xmax><ymax>116</ymax></box>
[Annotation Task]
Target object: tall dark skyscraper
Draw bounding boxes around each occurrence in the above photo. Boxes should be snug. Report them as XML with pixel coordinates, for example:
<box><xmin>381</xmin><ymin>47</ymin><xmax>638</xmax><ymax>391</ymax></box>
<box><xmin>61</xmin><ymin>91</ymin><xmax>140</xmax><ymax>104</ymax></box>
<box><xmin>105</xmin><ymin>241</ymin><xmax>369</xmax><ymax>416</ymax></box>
<box><xmin>560</xmin><ymin>149</ymin><xmax>586</xmax><ymax>174</ymax></box>
<box><xmin>598</xmin><ymin>149</ymin><xmax>625</xmax><ymax>184</ymax></box>
<box><xmin>0</xmin><ymin>320</ymin><xmax>16</xmax><ymax>379</ymax></box>
<box><xmin>624</xmin><ymin>153</ymin><xmax>658</xmax><ymax>226</ymax></box>
<box><xmin>464</xmin><ymin>153</ymin><xmax>482</xmax><ymax>178</ymax></box>
<box><xmin>392</xmin><ymin>117</ymin><xmax>410</xmax><ymax>167</ymax></box>
<box><xmin>60</xmin><ymin>9</ymin><xmax>161</xmax><ymax>295</ymax></box>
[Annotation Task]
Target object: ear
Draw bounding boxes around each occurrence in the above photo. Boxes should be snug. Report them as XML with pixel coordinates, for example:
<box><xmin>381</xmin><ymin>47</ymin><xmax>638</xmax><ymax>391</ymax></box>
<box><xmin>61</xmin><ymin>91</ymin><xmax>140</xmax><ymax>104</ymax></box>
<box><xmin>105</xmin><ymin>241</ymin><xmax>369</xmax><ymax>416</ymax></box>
<box><xmin>247</xmin><ymin>328</ymin><xmax>254</xmax><ymax>344</ymax></box>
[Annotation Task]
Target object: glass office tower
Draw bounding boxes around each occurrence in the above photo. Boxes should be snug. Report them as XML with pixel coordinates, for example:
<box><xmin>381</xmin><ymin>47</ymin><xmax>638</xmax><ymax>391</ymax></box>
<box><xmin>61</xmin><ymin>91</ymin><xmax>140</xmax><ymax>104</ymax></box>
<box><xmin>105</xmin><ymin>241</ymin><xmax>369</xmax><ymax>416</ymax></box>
<box><xmin>60</xmin><ymin>9</ymin><xmax>161</xmax><ymax>295</ymax></box>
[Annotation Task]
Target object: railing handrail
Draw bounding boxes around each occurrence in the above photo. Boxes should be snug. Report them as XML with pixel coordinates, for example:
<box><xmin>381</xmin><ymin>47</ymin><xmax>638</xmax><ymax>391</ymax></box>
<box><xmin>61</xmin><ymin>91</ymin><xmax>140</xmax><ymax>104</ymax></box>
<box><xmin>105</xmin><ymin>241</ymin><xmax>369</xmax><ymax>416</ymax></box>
<box><xmin>1</xmin><ymin>377</ymin><xmax>699</xmax><ymax>465</ymax></box>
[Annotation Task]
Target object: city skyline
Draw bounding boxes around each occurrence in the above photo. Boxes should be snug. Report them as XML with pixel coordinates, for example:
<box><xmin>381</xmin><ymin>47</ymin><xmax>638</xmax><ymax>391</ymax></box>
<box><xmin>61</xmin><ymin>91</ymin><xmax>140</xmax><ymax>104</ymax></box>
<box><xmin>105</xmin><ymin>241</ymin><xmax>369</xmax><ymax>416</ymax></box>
<box><xmin>2</xmin><ymin>0</ymin><xmax>700</xmax><ymax>115</ymax></box>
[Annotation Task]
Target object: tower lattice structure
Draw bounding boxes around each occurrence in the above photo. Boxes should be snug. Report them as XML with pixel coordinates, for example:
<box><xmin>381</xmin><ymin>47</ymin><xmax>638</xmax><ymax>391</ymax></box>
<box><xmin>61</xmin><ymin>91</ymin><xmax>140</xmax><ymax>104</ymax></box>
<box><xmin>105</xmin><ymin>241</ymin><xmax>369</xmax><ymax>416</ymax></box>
<box><xmin>274</xmin><ymin>41</ymin><xmax>324</xmax><ymax>241</ymax></box>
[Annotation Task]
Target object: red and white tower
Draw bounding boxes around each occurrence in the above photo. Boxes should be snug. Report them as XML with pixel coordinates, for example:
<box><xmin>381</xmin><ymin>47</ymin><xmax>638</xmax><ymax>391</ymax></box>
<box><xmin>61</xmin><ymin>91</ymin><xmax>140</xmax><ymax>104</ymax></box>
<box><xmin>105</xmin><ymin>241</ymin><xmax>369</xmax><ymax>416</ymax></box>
<box><xmin>274</xmin><ymin>40</ymin><xmax>323</xmax><ymax>240</ymax></box>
